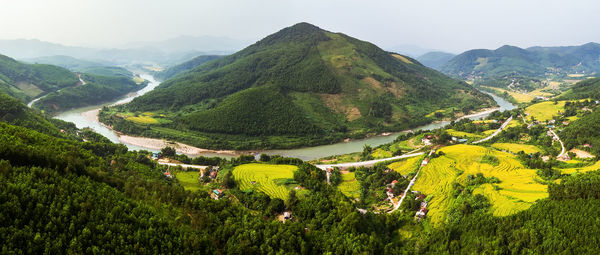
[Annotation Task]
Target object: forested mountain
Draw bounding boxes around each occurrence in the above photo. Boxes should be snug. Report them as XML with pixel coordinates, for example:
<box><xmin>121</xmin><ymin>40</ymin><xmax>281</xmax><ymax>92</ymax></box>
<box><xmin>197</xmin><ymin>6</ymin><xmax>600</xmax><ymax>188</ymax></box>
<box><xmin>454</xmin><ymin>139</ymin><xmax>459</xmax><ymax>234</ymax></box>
<box><xmin>102</xmin><ymin>22</ymin><xmax>495</xmax><ymax>149</ymax></box>
<box><xmin>441</xmin><ymin>43</ymin><xmax>600</xmax><ymax>89</ymax></box>
<box><xmin>0</xmin><ymin>53</ymin><xmax>79</xmax><ymax>102</ymax></box>
<box><xmin>416</xmin><ymin>51</ymin><xmax>456</xmax><ymax>70</ymax></box>
<box><xmin>24</xmin><ymin>55</ymin><xmax>132</xmax><ymax>77</ymax></box>
<box><xmin>155</xmin><ymin>55</ymin><xmax>223</xmax><ymax>80</ymax></box>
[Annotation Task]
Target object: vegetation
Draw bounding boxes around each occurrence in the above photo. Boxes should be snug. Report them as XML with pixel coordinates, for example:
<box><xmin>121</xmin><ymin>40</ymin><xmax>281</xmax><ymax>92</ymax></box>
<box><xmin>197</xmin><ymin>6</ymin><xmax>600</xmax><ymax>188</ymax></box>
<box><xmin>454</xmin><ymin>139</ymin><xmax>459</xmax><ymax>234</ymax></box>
<box><xmin>100</xmin><ymin>22</ymin><xmax>495</xmax><ymax>150</ymax></box>
<box><xmin>0</xmin><ymin>53</ymin><xmax>78</xmax><ymax>101</ymax></box>
<box><xmin>155</xmin><ymin>55</ymin><xmax>222</xmax><ymax>80</ymax></box>
<box><xmin>34</xmin><ymin>73</ymin><xmax>146</xmax><ymax>115</ymax></box>
<box><xmin>233</xmin><ymin>163</ymin><xmax>300</xmax><ymax>200</ymax></box>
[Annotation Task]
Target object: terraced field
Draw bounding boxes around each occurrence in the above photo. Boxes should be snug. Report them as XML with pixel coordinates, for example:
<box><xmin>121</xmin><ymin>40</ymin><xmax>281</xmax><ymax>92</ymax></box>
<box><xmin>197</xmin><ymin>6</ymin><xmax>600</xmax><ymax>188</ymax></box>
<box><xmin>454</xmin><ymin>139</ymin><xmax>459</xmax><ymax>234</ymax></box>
<box><xmin>388</xmin><ymin>156</ymin><xmax>423</xmax><ymax>176</ymax></box>
<box><xmin>413</xmin><ymin>144</ymin><xmax>547</xmax><ymax>225</ymax></box>
<box><xmin>233</xmin><ymin>163</ymin><xmax>298</xmax><ymax>200</ymax></box>
<box><xmin>446</xmin><ymin>129</ymin><xmax>484</xmax><ymax>139</ymax></box>
<box><xmin>561</xmin><ymin>160</ymin><xmax>600</xmax><ymax>174</ymax></box>
<box><xmin>338</xmin><ymin>172</ymin><xmax>361</xmax><ymax>198</ymax></box>
<box><xmin>371</xmin><ymin>148</ymin><xmax>392</xmax><ymax>159</ymax></box>
<box><xmin>492</xmin><ymin>143</ymin><xmax>542</xmax><ymax>154</ymax></box>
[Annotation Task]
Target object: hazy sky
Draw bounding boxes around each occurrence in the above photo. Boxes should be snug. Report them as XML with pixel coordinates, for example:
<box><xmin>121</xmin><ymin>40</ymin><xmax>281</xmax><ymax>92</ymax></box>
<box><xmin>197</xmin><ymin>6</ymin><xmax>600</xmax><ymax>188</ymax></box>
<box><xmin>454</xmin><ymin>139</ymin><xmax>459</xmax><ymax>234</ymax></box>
<box><xmin>1</xmin><ymin>0</ymin><xmax>598</xmax><ymax>53</ymax></box>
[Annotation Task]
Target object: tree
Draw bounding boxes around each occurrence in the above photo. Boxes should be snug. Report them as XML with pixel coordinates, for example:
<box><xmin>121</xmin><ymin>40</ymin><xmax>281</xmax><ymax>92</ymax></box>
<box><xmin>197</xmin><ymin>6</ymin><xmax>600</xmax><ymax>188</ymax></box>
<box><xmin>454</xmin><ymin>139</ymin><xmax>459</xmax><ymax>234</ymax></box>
<box><xmin>222</xmin><ymin>171</ymin><xmax>235</xmax><ymax>188</ymax></box>
<box><xmin>160</xmin><ymin>146</ymin><xmax>176</xmax><ymax>157</ymax></box>
<box><xmin>267</xmin><ymin>198</ymin><xmax>285</xmax><ymax>216</ymax></box>
<box><xmin>287</xmin><ymin>189</ymin><xmax>299</xmax><ymax>207</ymax></box>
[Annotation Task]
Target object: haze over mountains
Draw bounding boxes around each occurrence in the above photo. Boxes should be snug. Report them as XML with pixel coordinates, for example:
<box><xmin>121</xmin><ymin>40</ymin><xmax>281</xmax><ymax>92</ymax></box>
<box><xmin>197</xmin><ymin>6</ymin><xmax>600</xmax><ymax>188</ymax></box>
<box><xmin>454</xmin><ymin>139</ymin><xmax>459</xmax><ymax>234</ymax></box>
<box><xmin>0</xmin><ymin>35</ymin><xmax>247</xmax><ymax>66</ymax></box>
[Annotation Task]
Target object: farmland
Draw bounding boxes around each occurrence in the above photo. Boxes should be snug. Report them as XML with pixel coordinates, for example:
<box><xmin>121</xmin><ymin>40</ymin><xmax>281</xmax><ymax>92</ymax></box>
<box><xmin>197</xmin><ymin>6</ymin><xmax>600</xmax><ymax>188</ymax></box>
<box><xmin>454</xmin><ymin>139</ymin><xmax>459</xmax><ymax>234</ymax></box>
<box><xmin>388</xmin><ymin>156</ymin><xmax>423</xmax><ymax>176</ymax></box>
<box><xmin>233</xmin><ymin>163</ymin><xmax>299</xmax><ymax>200</ymax></box>
<box><xmin>338</xmin><ymin>172</ymin><xmax>361</xmax><ymax>198</ymax></box>
<box><xmin>175</xmin><ymin>171</ymin><xmax>202</xmax><ymax>192</ymax></box>
<box><xmin>412</xmin><ymin>144</ymin><xmax>547</xmax><ymax>225</ymax></box>
<box><xmin>560</xmin><ymin>160</ymin><xmax>600</xmax><ymax>174</ymax></box>
<box><xmin>491</xmin><ymin>143</ymin><xmax>542</xmax><ymax>154</ymax></box>
<box><xmin>525</xmin><ymin>101</ymin><xmax>566</xmax><ymax>122</ymax></box>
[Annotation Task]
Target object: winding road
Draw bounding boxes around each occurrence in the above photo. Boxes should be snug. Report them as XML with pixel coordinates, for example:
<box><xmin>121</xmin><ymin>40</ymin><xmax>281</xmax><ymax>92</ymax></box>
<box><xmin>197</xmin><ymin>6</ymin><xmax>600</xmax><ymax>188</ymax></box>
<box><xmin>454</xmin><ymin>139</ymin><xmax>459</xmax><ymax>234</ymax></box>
<box><xmin>549</xmin><ymin>129</ymin><xmax>566</xmax><ymax>158</ymax></box>
<box><xmin>472</xmin><ymin>116</ymin><xmax>513</xmax><ymax>144</ymax></box>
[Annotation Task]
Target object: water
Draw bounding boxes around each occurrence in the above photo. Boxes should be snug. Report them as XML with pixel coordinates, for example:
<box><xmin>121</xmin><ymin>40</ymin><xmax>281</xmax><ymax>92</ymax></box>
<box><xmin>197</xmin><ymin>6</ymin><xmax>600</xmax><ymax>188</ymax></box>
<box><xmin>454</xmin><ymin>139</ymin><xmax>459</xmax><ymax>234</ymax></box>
<box><xmin>52</xmin><ymin>76</ymin><xmax>516</xmax><ymax>161</ymax></box>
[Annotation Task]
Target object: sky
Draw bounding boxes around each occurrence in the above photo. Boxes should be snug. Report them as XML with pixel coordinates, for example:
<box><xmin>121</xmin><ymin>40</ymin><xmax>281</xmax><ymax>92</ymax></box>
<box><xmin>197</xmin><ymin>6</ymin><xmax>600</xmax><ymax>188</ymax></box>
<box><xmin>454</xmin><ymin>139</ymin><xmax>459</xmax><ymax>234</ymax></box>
<box><xmin>0</xmin><ymin>0</ymin><xmax>599</xmax><ymax>53</ymax></box>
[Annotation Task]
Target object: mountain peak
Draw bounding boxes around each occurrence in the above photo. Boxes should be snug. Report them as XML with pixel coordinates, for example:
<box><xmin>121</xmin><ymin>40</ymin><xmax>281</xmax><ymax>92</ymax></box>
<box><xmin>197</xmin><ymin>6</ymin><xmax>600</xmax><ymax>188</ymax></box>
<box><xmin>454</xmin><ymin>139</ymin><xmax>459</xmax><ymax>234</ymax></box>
<box><xmin>257</xmin><ymin>22</ymin><xmax>329</xmax><ymax>46</ymax></box>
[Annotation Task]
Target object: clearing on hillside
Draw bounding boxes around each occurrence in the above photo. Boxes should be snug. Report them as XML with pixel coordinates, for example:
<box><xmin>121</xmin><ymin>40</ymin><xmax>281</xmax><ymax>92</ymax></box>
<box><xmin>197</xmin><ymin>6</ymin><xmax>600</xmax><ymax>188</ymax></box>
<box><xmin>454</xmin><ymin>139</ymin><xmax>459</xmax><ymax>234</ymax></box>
<box><xmin>175</xmin><ymin>171</ymin><xmax>202</xmax><ymax>192</ymax></box>
<box><xmin>233</xmin><ymin>163</ymin><xmax>299</xmax><ymax>200</ymax></box>
<box><xmin>338</xmin><ymin>172</ymin><xmax>361</xmax><ymax>198</ymax></box>
<box><xmin>525</xmin><ymin>101</ymin><xmax>566</xmax><ymax>122</ymax></box>
<box><xmin>412</xmin><ymin>144</ymin><xmax>547</xmax><ymax>225</ymax></box>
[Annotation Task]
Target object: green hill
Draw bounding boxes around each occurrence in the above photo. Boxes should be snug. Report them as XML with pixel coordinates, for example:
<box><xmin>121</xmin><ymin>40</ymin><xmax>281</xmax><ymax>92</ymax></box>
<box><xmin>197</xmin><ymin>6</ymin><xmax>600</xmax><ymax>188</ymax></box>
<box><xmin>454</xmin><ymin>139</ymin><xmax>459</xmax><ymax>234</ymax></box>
<box><xmin>441</xmin><ymin>43</ymin><xmax>600</xmax><ymax>90</ymax></box>
<box><xmin>557</xmin><ymin>77</ymin><xmax>600</xmax><ymax>100</ymax></box>
<box><xmin>416</xmin><ymin>51</ymin><xmax>456</xmax><ymax>70</ymax></box>
<box><xmin>155</xmin><ymin>55</ymin><xmax>223</xmax><ymax>80</ymax></box>
<box><xmin>101</xmin><ymin>23</ymin><xmax>495</xmax><ymax>149</ymax></box>
<box><xmin>25</xmin><ymin>55</ymin><xmax>133</xmax><ymax>77</ymax></box>
<box><xmin>0</xmin><ymin>54</ymin><xmax>79</xmax><ymax>102</ymax></box>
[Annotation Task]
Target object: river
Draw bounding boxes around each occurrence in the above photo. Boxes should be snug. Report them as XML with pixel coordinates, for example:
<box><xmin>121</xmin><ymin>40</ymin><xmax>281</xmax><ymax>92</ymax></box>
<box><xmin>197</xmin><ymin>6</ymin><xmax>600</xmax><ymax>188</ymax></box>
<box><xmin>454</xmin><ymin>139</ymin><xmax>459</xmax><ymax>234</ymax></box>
<box><xmin>53</xmin><ymin>75</ymin><xmax>515</xmax><ymax>161</ymax></box>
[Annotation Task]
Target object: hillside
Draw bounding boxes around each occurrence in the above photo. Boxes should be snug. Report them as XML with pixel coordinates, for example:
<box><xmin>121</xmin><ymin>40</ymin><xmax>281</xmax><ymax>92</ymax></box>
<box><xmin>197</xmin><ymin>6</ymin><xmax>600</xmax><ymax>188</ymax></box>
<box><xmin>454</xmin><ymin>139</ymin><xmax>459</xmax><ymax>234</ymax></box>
<box><xmin>0</xmin><ymin>53</ymin><xmax>79</xmax><ymax>102</ymax></box>
<box><xmin>155</xmin><ymin>55</ymin><xmax>223</xmax><ymax>80</ymax></box>
<box><xmin>33</xmin><ymin>73</ymin><xmax>146</xmax><ymax>115</ymax></box>
<box><xmin>441</xmin><ymin>43</ymin><xmax>600</xmax><ymax>90</ymax></box>
<box><xmin>101</xmin><ymin>22</ymin><xmax>495</xmax><ymax>149</ymax></box>
<box><xmin>416</xmin><ymin>51</ymin><xmax>456</xmax><ymax>70</ymax></box>
<box><xmin>557</xmin><ymin>77</ymin><xmax>600</xmax><ymax>100</ymax></box>
<box><xmin>24</xmin><ymin>55</ymin><xmax>132</xmax><ymax>77</ymax></box>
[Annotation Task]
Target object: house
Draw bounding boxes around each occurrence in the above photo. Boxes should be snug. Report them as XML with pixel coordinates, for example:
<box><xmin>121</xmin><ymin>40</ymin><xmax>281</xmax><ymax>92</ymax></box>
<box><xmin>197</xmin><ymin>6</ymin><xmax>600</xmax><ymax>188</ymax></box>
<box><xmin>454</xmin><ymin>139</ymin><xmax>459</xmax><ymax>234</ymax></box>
<box><xmin>562</xmin><ymin>121</ymin><xmax>569</xmax><ymax>126</ymax></box>
<box><xmin>164</xmin><ymin>171</ymin><xmax>173</xmax><ymax>178</ymax></box>
<box><xmin>151</xmin><ymin>152</ymin><xmax>160</xmax><ymax>160</ymax></box>
<box><xmin>421</xmin><ymin>158</ymin><xmax>429</xmax><ymax>166</ymax></box>
<box><xmin>584</xmin><ymin>144</ymin><xmax>592</xmax><ymax>148</ymax></box>
<box><xmin>547</xmin><ymin>130</ymin><xmax>554</xmax><ymax>137</ymax></box>
<box><xmin>457</xmin><ymin>138</ymin><xmax>468</xmax><ymax>143</ymax></box>
<box><xmin>558</xmin><ymin>154</ymin><xmax>571</xmax><ymax>161</ymax></box>
<box><xmin>283</xmin><ymin>211</ymin><xmax>292</xmax><ymax>220</ymax></box>
<box><xmin>211</xmin><ymin>189</ymin><xmax>223</xmax><ymax>200</ymax></box>
<box><xmin>422</xmin><ymin>138</ymin><xmax>432</xmax><ymax>146</ymax></box>
<box><xmin>391</xmin><ymin>180</ymin><xmax>398</xmax><ymax>187</ymax></box>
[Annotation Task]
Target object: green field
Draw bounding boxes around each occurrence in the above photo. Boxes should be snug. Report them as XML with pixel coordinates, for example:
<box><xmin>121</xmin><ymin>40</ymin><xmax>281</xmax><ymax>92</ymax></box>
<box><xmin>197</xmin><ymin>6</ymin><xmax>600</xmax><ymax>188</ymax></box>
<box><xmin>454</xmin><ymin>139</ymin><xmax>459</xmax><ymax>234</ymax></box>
<box><xmin>338</xmin><ymin>172</ymin><xmax>361</xmax><ymax>198</ymax></box>
<box><xmin>233</xmin><ymin>163</ymin><xmax>299</xmax><ymax>200</ymax></box>
<box><xmin>491</xmin><ymin>143</ymin><xmax>542</xmax><ymax>154</ymax></box>
<box><xmin>412</xmin><ymin>144</ymin><xmax>547</xmax><ymax>225</ymax></box>
<box><xmin>446</xmin><ymin>129</ymin><xmax>484</xmax><ymax>139</ymax></box>
<box><xmin>175</xmin><ymin>171</ymin><xmax>202</xmax><ymax>192</ymax></box>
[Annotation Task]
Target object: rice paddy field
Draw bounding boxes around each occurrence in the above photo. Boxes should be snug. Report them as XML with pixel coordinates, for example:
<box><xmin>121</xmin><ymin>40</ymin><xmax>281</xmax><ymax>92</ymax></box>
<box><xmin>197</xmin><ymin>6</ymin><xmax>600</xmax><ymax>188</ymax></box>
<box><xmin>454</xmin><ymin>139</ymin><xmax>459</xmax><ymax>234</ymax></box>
<box><xmin>233</xmin><ymin>163</ymin><xmax>299</xmax><ymax>200</ymax></box>
<box><xmin>388</xmin><ymin>156</ymin><xmax>423</xmax><ymax>176</ymax></box>
<box><xmin>525</xmin><ymin>101</ymin><xmax>566</xmax><ymax>122</ymax></box>
<box><xmin>338</xmin><ymin>172</ymin><xmax>361</xmax><ymax>198</ymax></box>
<box><xmin>412</xmin><ymin>144</ymin><xmax>547</xmax><ymax>225</ymax></box>
<box><xmin>446</xmin><ymin>129</ymin><xmax>484</xmax><ymax>139</ymax></box>
<box><xmin>560</xmin><ymin>160</ymin><xmax>600</xmax><ymax>174</ymax></box>
<box><xmin>491</xmin><ymin>143</ymin><xmax>542</xmax><ymax>154</ymax></box>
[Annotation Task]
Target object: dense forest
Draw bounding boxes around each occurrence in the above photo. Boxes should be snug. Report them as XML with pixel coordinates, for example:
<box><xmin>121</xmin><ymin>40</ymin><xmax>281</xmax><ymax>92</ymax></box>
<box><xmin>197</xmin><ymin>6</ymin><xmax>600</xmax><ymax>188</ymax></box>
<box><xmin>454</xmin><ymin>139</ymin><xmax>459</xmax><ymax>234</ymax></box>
<box><xmin>155</xmin><ymin>55</ymin><xmax>222</xmax><ymax>80</ymax></box>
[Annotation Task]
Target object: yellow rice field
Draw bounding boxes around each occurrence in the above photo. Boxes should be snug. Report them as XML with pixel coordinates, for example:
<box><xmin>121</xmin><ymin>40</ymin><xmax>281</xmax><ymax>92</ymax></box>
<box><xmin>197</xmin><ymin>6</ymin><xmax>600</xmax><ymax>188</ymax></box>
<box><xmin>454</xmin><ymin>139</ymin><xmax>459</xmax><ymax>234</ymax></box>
<box><xmin>525</xmin><ymin>101</ymin><xmax>566</xmax><ymax>122</ymax></box>
<box><xmin>412</xmin><ymin>144</ymin><xmax>547</xmax><ymax>225</ymax></box>
<box><xmin>233</xmin><ymin>163</ymin><xmax>298</xmax><ymax>200</ymax></box>
<box><xmin>560</xmin><ymin>161</ymin><xmax>600</xmax><ymax>175</ymax></box>
<box><xmin>388</xmin><ymin>156</ymin><xmax>423</xmax><ymax>176</ymax></box>
<box><xmin>491</xmin><ymin>143</ymin><xmax>542</xmax><ymax>154</ymax></box>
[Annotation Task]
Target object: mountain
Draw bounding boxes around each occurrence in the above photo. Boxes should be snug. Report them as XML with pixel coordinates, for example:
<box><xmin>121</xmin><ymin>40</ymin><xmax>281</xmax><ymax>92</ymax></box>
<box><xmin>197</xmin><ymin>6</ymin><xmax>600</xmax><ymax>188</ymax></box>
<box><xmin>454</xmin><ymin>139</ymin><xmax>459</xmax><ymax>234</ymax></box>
<box><xmin>23</xmin><ymin>55</ymin><xmax>132</xmax><ymax>77</ymax></box>
<box><xmin>385</xmin><ymin>44</ymin><xmax>437</xmax><ymax>57</ymax></box>
<box><xmin>101</xmin><ymin>22</ymin><xmax>495</xmax><ymax>150</ymax></box>
<box><xmin>0</xmin><ymin>39</ymin><xmax>233</xmax><ymax>66</ymax></box>
<box><xmin>155</xmin><ymin>55</ymin><xmax>223</xmax><ymax>80</ymax></box>
<box><xmin>416</xmin><ymin>51</ymin><xmax>456</xmax><ymax>70</ymax></box>
<box><xmin>441</xmin><ymin>43</ymin><xmax>600</xmax><ymax>90</ymax></box>
<box><xmin>0</xmin><ymin>53</ymin><xmax>79</xmax><ymax>102</ymax></box>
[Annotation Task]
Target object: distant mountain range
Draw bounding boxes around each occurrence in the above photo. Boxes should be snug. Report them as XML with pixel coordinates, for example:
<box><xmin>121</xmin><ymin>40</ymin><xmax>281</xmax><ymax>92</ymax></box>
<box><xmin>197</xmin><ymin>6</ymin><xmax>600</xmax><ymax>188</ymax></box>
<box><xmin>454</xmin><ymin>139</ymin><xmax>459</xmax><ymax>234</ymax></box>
<box><xmin>100</xmin><ymin>22</ymin><xmax>495</xmax><ymax>150</ymax></box>
<box><xmin>440</xmin><ymin>43</ymin><xmax>600</xmax><ymax>87</ymax></box>
<box><xmin>416</xmin><ymin>51</ymin><xmax>456</xmax><ymax>70</ymax></box>
<box><xmin>0</xmin><ymin>36</ymin><xmax>245</xmax><ymax>66</ymax></box>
